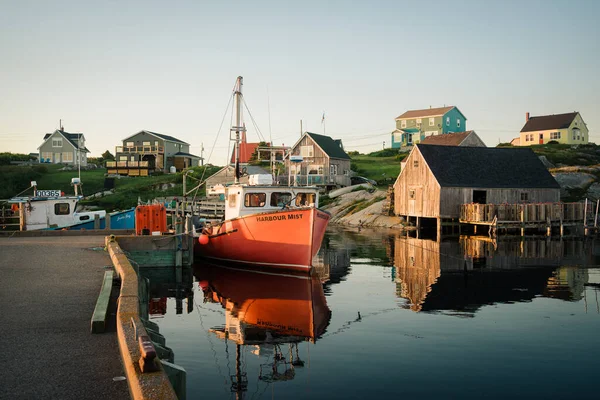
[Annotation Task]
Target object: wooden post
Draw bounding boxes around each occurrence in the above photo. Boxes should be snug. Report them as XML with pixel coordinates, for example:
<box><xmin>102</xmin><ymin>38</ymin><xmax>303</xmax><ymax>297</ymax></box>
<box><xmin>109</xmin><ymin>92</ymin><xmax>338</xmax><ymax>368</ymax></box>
<box><xmin>105</xmin><ymin>212</ymin><xmax>111</xmax><ymax>230</ymax></box>
<box><xmin>186</xmin><ymin>215</ymin><xmax>194</xmax><ymax>266</ymax></box>
<box><xmin>19</xmin><ymin>203</ymin><xmax>25</xmax><ymax>231</ymax></box>
<box><xmin>436</xmin><ymin>218</ymin><xmax>442</xmax><ymax>242</ymax></box>
<box><xmin>595</xmin><ymin>199</ymin><xmax>599</xmax><ymax>229</ymax></box>
<box><xmin>520</xmin><ymin>205</ymin><xmax>525</xmax><ymax>236</ymax></box>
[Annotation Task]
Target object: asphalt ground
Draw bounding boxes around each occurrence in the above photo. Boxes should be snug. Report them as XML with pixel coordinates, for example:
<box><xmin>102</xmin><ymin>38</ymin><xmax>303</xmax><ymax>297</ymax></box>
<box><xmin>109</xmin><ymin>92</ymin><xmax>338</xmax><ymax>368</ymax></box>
<box><xmin>0</xmin><ymin>236</ymin><xmax>130</xmax><ymax>400</ymax></box>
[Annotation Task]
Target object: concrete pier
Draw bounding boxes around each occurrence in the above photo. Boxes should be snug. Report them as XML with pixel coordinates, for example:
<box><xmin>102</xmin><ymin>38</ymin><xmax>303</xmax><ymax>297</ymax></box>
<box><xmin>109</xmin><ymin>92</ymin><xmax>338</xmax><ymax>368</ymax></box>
<box><xmin>0</xmin><ymin>236</ymin><xmax>130</xmax><ymax>400</ymax></box>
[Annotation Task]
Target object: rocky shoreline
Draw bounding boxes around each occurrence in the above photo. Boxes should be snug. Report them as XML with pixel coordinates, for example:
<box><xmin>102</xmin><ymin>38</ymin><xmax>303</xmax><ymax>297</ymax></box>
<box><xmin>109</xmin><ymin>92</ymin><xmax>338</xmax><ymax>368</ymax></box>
<box><xmin>321</xmin><ymin>189</ymin><xmax>405</xmax><ymax>229</ymax></box>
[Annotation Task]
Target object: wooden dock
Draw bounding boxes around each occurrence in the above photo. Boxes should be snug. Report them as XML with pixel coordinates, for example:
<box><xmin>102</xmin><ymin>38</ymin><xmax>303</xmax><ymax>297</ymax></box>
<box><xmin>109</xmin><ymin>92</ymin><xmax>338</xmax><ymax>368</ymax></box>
<box><xmin>459</xmin><ymin>201</ymin><xmax>597</xmax><ymax>236</ymax></box>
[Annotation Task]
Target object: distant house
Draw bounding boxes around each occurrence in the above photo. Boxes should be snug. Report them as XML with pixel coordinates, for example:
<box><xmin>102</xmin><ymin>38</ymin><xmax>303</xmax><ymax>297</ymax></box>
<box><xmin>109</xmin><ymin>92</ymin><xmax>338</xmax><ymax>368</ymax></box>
<box><xmin>38</xmin><ymin>129</ymin><xmax>89</xmax><ymax>166</ymax></box>
<box><xmin>230</xmin><ymin>131</ymin><xmax>269</xmax><ymax>165</ymax></box>
<box><xmin>518</xmin><ymin>112</ymin><xmax>589</xmax><ymax>146</ymax></box>
<box><xmin>420</xmin><ymin>131</ymin><xmax>485</xmax><ymax>147</ymax></box>
<box><xmin>392</xmin><ymin>106</ymin><xmax>467</xmax><ymax>149</ymax></box>
<box><xmin>285</xmin><ymin>132</ymin><xmax>351</xmax><ymax>189</ymax></box>
<box><xmin>113</xmin><ymin>130</ymin><xmax>199</xmax><ymax>174</ymax></box>
<box><xmin>393</xmin><ymin>144</ymin><xmax>560</xmax><ymax>228</ymax></box>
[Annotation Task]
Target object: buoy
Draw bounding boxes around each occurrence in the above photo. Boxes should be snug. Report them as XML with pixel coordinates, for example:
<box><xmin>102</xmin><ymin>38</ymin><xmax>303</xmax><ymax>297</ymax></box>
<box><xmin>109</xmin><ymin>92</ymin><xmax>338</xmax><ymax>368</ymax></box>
<box><xmin>198</xmin><ymin>234</ymin><xmax>209</xmax><ymax>245</ymax></box>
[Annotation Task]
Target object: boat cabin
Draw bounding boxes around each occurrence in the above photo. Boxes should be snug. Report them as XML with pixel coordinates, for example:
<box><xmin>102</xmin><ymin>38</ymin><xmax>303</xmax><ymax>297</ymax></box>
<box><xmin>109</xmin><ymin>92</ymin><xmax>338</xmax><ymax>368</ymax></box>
<box><xmin>224</xmin><ymin>185</ymin><xmax>319</xmax><ymax>220</ymax></box>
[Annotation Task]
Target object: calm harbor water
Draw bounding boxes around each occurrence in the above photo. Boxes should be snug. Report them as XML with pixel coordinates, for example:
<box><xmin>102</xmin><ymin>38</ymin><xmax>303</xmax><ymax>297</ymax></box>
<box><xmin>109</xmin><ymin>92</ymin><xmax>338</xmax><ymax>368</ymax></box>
<box><xmin>140</xmin><ymin>228</ymin><xmax>600</xmax><ymax>399</ymax></box>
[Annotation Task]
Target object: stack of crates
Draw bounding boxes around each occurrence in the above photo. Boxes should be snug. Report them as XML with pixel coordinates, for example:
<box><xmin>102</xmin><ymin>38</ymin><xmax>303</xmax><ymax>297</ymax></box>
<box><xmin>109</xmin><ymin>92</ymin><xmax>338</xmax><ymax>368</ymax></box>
<box><xmin>135</xmin><ymin>204</ymin><xmax>167</xmax><ymax>235</ymax></box>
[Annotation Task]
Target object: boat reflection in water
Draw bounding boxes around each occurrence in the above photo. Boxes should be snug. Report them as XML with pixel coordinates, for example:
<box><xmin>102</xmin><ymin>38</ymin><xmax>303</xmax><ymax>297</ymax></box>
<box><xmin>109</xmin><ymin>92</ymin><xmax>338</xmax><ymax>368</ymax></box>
<box><xmin>391</xmin><ymin>235</ymin><xmax>594</xmax><ymax>314</ymax></box>
<box><xmin>195</xmin><ymin>264</ymin><xmax>331</xmax><ymax>397</ymax></box>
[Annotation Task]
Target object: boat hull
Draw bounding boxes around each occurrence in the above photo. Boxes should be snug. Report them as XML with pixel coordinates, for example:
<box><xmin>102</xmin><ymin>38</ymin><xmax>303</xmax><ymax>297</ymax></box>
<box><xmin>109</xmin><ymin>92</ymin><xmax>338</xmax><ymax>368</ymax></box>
<box><xmin>195</xmin><ymin>207</ymin><xmax>330</xmax><ymax>272</ymax></box>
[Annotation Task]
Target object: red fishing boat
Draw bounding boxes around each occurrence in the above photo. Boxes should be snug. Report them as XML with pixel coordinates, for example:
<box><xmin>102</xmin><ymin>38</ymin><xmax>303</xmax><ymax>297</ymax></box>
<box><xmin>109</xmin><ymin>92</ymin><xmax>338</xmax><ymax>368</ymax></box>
<box><xmin>194</xmin><ymin>77</ymin><xmax>331</xmax><ymax>271</ymax></box>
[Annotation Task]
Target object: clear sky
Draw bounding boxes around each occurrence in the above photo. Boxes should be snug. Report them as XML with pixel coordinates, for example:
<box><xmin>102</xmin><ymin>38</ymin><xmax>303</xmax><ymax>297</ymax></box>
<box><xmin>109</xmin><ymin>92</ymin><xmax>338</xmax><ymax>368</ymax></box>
<box><xmin>1</xmin><ymin>0</ymin><xmax>599</xmax><ymax>164</ymax></box>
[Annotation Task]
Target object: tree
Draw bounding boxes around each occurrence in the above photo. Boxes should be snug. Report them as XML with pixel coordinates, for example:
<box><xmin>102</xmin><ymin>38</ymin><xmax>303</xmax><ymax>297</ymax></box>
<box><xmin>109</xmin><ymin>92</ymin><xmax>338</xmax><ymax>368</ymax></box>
<box><xmin>102</xmin><ymin>150</ymin><xmax>115</xmax><ymax>161</ymax></box>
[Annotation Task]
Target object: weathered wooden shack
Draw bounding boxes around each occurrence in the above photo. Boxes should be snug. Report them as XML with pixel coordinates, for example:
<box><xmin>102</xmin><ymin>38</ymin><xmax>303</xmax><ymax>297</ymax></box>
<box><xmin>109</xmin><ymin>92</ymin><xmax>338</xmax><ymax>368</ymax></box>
<box><xmin>393</xmin><ymin>144</ymin><xmax>561</xmax><ymax>229</ymax></box>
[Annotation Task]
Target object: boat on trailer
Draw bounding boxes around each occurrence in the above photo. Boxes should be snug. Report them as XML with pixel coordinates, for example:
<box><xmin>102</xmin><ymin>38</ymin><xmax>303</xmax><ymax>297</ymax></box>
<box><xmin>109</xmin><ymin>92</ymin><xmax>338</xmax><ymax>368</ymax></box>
<box><xmin>194</xmin><ymin>77</ymin><xmax>331</xmax><ymax>272</ymax></box>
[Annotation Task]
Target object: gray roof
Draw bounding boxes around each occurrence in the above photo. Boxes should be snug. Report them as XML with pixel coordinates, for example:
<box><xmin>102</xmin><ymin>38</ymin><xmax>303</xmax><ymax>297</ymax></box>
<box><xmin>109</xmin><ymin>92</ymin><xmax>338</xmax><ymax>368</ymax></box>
<box><xmin>520</xmin><ymin>112</ymin><xmax>578</xmax><ymax>133</ymax></box>
<box><xmin>173</xmin><ymin>151</ymin><xmax>200</xmax><ymax>158</ymax></box>
<box><xmin>43</xmin><ymin>130</ymin><xmax>88</xmax><ymax>151</ymax></box>
<box><xmin>416</xmin><ymin>144</ymin><xmax>560</xmax><ymax>189</ymax></box>
<box><xmin>306</xmin><ymin>132</ymin><xmax>351</xmax><ymax>160</ymax></box>
<box><xmin>143</xmin><ymin>130</ymin><xmax>188</xmax><ymax>144</ymax></box>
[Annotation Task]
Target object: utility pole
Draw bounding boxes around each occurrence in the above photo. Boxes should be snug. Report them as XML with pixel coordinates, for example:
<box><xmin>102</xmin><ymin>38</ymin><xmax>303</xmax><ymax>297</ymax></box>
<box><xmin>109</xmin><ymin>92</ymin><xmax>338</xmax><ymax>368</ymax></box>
<box><xmin>383</xmin><ymin>141</ymin><xmax>385</xmax><ymax>150</ymax></box>
<box><xmin>200</xmin><ymin>142</ymin><xmax>205</xmax><ymax>166</ymax></box>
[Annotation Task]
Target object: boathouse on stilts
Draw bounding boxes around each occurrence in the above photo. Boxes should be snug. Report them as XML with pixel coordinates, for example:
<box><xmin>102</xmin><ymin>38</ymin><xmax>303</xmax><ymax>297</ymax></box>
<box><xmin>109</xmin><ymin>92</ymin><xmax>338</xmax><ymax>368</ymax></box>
<box><xmin>391</xmin><ymin>144</ymin><xmax>591</xmax><ymax>237</ymax></box>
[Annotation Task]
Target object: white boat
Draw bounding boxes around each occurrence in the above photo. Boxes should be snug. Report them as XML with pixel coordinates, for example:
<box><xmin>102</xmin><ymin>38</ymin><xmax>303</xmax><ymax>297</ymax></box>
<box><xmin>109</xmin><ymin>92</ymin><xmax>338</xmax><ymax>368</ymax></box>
<box><xmin>5</xmin><ymin>179</ymin><xmax>107</xmax><ymax>230</ymax></box>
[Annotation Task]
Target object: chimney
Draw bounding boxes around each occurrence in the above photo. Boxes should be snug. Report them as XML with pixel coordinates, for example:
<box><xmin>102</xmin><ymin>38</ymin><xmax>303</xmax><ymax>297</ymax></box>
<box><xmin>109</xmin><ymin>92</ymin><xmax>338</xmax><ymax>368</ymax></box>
<box><xmin>526</xmin><ymin>112</ymin><xmax>530</xmax><ymax>122</ymax></box>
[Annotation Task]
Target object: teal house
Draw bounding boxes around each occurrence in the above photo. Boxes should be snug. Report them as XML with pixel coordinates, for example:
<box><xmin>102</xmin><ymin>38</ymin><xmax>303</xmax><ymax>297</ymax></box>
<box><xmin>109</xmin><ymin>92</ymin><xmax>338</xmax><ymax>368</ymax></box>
<box><xmin>392</xmin><ymin>106</ymin><xmax>467</xmax><ymax>149</ymax></box>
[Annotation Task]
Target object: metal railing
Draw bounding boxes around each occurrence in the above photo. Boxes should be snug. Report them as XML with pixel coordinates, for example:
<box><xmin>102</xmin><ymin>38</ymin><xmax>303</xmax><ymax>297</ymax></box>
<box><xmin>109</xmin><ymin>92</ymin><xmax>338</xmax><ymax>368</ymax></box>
<box><xmin>116</xmin><ymin>146</ymin><xmax>164</xmax><ymax>154</ymax></box>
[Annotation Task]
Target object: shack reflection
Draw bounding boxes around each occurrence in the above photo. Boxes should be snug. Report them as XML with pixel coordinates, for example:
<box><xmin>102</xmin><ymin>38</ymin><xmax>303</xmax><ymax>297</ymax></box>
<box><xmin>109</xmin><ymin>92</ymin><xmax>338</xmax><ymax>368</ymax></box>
<box><xmin>392</xmin><ymin>236</ymin><xmax>595</xmax><ymax>314</ymax></box>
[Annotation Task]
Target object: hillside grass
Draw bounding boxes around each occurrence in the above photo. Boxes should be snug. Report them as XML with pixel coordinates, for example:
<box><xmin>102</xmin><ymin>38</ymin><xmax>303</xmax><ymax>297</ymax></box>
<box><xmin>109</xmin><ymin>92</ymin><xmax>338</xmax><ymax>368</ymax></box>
<box><xmin>350</xmin><ymin>153</ymin><xmax>405</xmax><ymax>186</ymax></box>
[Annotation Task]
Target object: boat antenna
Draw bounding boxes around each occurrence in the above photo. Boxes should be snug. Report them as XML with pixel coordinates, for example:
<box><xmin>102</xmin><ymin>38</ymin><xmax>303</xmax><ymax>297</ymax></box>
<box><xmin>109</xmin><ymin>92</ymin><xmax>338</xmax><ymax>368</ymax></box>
<box><xmin>233</xmin><ymin>76</ymin><xmax>244</xmax><ymax>184</ymax></box>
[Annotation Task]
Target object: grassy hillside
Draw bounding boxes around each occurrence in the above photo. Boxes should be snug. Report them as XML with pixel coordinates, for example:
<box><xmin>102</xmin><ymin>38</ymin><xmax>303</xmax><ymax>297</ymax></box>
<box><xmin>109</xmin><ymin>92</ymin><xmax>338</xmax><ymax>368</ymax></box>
<box><xmin>350</xmin><ymin>149</ymin><xmax>406</xmax><ymax>186</ymax></box>
<box><xmin>0</xmin><ymin>163</ymin><xmax>221</xmax><ymax>211</ymax></box>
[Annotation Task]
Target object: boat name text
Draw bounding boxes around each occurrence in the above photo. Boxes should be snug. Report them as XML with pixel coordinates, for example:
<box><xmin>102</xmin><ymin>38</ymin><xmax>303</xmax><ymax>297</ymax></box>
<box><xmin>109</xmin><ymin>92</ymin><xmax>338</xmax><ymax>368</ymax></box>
<box><xmin>256</xmin><ymin>214</ymin><xmax>303</xmax><ymax>222</ymax></box>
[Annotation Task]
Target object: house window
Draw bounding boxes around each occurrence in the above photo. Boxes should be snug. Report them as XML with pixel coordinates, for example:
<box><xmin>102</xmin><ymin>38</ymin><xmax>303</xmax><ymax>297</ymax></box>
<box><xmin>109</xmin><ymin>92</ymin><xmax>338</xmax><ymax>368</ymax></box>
<box><xmin>41</xmin><ymin>152</ymin><xmax>52</xmax><ymax>162</ymax></box>
<box><xmin>52</xmin><ymin>138</ymin><xmax>63</xmax><ymax>147</ymax></box>
<box><xmin>143</xmin><ymin>141</ymin><xmax>151</xmax><ymax>146</ymax></box>
<box><xmin>126</xmin><ymin>141</ymin><xmax>134</xmax><ymax>147</ymax></box>
<box><xmin>429</xmin><ymin>118</ymin><xmax>435</xmax><ymax>126</ymax></box>
<box><xmin>54</xmin><ymin>203</ymin><xmax>70</xmax><ymax>215</ymax></box>
<box><xmin>300</xmin><ymin>145</ymin><xmax>314</xmax><ymax>157</ymax></box>
<box><xmin>413</xmin><ymin>159</ymin><xmax>419</xmax><ymax>168</ymax></box>
<box><xmin>446</xmin><ymin>117</ymin><xmax>450</xmax><ymax>126</ymax></box>
<box><xmin>457</xmin><ymin>119</ymin><xmax>461</xmax><ymax>128</ymax></box>
<box><xmin>154</xmin><ymin>141</ymin><xmax>159</xmax><ymax>146</ymax></box>
<box><xmin>270</xmin><ymin>192</ymin><xmax>292</xmax><ymax>207</ymax></box>
<box><xmin>119</xmin><ymin>156</ymin><xmax>128</xmax><ymax>161</ymax></box>
<box><xmin>521</xmin><ymin>192</ymin><xmax>529</xmax><ymax>201</ymax></box>
<box><xmin>550</xmin><ymin>132</ymin><xmax>561</xmax><ymax>140</ymax></box>
<box><xmin>416</xmin><ymin>118</ymin><xmax>422</xmax><ymax>125</ymax></box>
<box><xmin>409</xmin><ymin>190</ymin><xmax>415</xmax><ymax>199</ymax></box>
<box><xmin>307</xmin><ymin>164</ymin><xmax>323</xmax><ymax>175</ymax></box>
<box><xmin>330</xmin><ymin>164</ymin><xmax>338</xmax><ymax>175</ymax></box>
<box><xmin>244</xmin><ymin>193</ymin><xmax>266</xmax><ymax>207</ymax></box>
<box><xmin>62</xmin><ymin>152</ymin><xmax>73</xmax><ymax>162</ymax></box>
<box><xmin>401</xmin><ymin>120</ymin><xmax>407</xmax><ymax>128</ymax></box>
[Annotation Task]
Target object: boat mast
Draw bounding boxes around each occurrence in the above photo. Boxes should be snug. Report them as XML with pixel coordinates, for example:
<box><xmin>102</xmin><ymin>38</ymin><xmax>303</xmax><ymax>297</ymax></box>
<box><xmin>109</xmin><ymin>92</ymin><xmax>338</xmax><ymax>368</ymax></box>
<box><xmin>233</xmin><ymin>76</ymin><xmax>244</xmax><ymax>184</ymax></box>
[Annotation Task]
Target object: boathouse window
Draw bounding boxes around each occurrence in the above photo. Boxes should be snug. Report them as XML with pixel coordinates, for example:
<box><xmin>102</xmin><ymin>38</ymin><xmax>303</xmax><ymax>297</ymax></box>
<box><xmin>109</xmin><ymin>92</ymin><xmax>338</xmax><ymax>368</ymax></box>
<box><xmin>300</xmin><ymin>145</ymin><xmax>314</xmax><ymax>158</ymax></box>
<box><xmin>244</xmin><ymin>193</ymin><xmax>266</xmax><ymax>207</ymax></box>
<box><xmin>54</xmin><ymin>203</ymin><xmax>70</xmax><ymax>215</ymax></box>
<box><xmin>270</xmin><ymin>192</ymin><xmax>292</xmax><ymax>207</ymax></box>
<box><xmin>521</xmin><ymin>192</ymin><xmax>529</xmax><ymax>201</ymax></box>
<box><xmin>296</xmin><ymin>192</ymin><xmax>315</xmax><ymax>206</ymax></box>
<box><xmin>429</xmin><ymin>118</ymin><xmax>435</xmax><ymax>126</ymax></box>
<box><xmin>409</xmin><ymin>190</ymin><xmax>415</xmax><ymax>199</ymax></box>
<box><xmin>413</xmin><ymin>159</ymin><xmax>419</xmax><ymax>168</ymax></box>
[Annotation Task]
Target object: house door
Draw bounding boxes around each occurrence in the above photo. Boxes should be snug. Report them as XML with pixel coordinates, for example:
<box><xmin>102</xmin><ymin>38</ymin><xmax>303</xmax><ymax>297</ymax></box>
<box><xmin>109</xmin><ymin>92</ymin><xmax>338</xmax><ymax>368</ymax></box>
<box><xmin>539</xmin><ymin>133</ymin><xmax>544</xmax><ymax>144</ymax></box>
<box><xmin>53</xmin><ymin>153</ymin><xmax>61</xmax><ymax>163</ymax></box>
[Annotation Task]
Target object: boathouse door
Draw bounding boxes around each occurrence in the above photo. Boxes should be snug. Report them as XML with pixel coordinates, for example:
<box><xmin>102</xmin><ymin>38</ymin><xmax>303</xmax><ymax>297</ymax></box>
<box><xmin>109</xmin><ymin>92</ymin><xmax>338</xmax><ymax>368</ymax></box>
<box><xmin>408</xmin><ymin>187</ymin><xmax>422</xmax><ymax>215</ymax></box>
<box><xmin>473</xmin><ymin>190</ymin><xmax>487</xmax><ymax>204</ymax></box>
